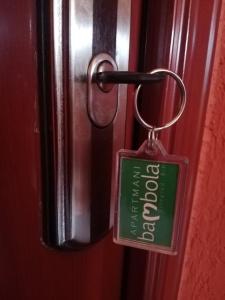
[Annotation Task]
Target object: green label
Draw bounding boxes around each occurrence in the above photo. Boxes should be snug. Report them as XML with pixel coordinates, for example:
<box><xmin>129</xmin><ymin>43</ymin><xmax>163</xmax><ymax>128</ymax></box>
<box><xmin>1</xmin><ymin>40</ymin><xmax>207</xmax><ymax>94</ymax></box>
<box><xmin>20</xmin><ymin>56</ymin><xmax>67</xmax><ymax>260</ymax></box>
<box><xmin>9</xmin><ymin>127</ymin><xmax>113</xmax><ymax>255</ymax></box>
<box><xmin>119</xmin><ymin>158</ymin><xmax>179</xmax><ymax>247</ymax></box>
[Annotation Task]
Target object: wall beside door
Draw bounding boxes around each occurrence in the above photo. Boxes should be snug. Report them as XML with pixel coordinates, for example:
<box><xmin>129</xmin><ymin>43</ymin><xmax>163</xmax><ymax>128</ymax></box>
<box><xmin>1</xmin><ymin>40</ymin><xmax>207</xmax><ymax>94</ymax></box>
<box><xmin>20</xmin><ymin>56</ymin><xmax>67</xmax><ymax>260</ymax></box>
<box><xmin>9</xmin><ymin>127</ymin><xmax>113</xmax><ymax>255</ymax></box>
<box><xmin>178</xmin><ymin>2</ymin><xmax>225</xmax><ymax>299</ymax></box>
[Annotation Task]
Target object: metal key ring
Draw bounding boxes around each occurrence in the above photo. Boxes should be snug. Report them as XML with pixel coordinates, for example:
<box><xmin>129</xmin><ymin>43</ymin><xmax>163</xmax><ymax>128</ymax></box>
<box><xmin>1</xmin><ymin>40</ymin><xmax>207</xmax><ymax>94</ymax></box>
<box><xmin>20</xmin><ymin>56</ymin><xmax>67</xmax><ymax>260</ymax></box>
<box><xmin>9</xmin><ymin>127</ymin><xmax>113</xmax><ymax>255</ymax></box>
<box><xmin>134</xmin><ymin>68</ymin><xmax>186</xmax><ymax>132</ymax></box>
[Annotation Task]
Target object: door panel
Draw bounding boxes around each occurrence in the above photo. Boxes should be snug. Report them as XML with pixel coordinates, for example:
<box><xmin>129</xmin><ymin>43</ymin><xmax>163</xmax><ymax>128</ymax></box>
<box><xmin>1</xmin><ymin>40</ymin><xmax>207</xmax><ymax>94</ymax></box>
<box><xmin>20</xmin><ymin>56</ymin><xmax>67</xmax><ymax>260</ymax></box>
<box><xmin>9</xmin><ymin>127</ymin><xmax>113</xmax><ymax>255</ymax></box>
<box><xmin>124</xmin><ymin>0</ymin><xmax>222</xmax><ymax>299</ymax></box>
<box><xmin>0</xmin><ymin>1</ymin><xmax>128</xmax><ymax>299</ymax></box>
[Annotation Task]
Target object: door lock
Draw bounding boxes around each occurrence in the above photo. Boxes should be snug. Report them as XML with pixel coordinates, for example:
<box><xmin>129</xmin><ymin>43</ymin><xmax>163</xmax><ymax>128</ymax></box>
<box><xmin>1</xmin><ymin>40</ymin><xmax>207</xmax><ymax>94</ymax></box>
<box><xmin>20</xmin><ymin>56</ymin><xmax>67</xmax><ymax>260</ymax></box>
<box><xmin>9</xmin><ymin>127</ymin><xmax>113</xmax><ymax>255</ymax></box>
<box><xmin>88</xmin><ymin>53</ymin><xmax>165</xmax><ymax>128</ymax></box>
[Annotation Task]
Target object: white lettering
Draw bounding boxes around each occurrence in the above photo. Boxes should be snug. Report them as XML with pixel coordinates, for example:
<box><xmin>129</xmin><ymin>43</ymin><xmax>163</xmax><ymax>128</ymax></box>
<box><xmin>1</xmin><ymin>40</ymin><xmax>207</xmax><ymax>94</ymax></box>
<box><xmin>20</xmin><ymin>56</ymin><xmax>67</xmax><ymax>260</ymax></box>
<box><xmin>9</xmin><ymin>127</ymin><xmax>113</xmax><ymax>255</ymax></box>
<box><xmin>146</xmin><ymin>180</ymin><xmax>158</xmax><ymax>191</ymax></box>
<box><xmin>138</xmin><ymin>163</ymin><xmax>161</xmax><ymax>243</ymax></box>
<box><xmin>143</xmin><ymin>203</ymin><xmax>160</xmax><ymax>222</ymax></box>
<box><xmin>137</xmin><ymin>231</ymin><xmax>154</xmax><ymax>242</ymax></box>
<box><xmin>147</xmin><ymin>164</ymin><xmax>160</xmax><ymax>175</ymax></box>
<box><xmin>140</xmin><ymin>192</ymin><xmax>157</xmax><ymax>203</ymax></box>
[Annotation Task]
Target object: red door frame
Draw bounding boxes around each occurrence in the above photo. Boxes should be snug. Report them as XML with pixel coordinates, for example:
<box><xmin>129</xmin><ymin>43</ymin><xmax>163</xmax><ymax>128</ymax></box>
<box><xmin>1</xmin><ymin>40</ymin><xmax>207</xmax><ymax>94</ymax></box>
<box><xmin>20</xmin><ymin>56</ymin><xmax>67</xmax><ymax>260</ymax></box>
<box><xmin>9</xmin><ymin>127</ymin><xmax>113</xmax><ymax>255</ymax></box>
<box><xmin>125</xmin><ymin>0</ymin><xmax>222</xmax><ymax>299</ymax></box>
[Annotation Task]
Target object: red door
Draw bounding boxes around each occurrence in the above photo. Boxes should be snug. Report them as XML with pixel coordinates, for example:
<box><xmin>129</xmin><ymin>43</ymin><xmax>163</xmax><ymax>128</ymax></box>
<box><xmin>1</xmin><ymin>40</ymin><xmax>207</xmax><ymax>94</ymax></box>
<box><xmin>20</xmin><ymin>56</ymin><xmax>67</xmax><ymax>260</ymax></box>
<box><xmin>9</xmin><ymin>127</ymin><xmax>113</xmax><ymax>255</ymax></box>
<box><xmin>0</xmin><ymin>0</ymin><xmax>221</xmax><ymax>299</ymax></box>
<box><xmin>0</xmin><ymin>0</ymin><xmax>131</xmax><ymax>299</ymax></box>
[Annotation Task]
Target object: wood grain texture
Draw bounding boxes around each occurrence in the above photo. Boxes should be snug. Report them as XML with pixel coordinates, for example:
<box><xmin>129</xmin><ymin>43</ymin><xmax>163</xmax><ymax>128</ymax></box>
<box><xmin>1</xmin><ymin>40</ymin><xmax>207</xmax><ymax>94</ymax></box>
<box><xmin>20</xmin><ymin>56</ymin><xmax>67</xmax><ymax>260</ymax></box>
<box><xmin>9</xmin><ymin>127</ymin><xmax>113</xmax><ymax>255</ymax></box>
<box><xmin>144</xmin><ymin>0</ymin><xmax>221</xmax><ymax>300</ymax></box>
<box><xmin>178</xmin><ymin>2</ymin><xmax>225</xmax><ymax>299</ymax></box>
<box><xmin>124</xmin><ymin>0</ymin><xmax>222</xmax><ymax>299</ymax></box>
<box><xmin>143</xmin><ymin>1</ymin><xmax>222</xmax><ymax>299</ymax></box>
<box><xmin>0</xmin><ymin>1</ymin><xmax>124</xmax><ymax>299</ymax></box>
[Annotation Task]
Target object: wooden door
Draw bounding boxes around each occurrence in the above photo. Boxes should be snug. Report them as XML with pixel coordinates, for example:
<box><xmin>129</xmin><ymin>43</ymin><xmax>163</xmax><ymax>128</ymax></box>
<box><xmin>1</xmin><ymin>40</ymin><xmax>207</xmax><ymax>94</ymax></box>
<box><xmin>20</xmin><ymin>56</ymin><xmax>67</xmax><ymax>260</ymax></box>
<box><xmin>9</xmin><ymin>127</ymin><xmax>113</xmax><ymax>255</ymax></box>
<box><xmin>124</xmin><ymin>1</ymin><xmax>222</xmax><ymax>299</ymax></box>
<box><xmin>0</xmin><ymin>0</ymin><xmax>134</xmax><ymax>299</ymax></box>
<box><xmin>0</xmin><ymin>0</ymin><xmax>221</xmax><ymax>300</ymax></box>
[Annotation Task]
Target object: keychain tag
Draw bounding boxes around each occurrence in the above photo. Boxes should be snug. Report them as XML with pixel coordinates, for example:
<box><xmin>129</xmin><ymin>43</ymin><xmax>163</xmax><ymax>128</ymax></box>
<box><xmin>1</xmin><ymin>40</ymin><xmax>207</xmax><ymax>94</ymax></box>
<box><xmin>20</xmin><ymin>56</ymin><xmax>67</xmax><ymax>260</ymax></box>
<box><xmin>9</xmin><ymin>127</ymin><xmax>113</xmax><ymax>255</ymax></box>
<box><xmin>113</xmin><ymin>68</ymin><xmax>188</xmax><ymax>255</ymax></box>
<box><xmin>113</xmin><ymin>139</ymin><xmax>188</xmax><ymax>255</ymax></box>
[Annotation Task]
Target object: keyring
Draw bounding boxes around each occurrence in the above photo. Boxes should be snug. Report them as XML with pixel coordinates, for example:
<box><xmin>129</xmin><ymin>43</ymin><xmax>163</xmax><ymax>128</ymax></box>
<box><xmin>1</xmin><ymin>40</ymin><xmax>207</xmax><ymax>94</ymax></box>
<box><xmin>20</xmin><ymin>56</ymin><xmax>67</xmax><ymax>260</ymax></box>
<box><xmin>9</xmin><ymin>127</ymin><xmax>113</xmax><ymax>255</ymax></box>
<box><xmin>134</xmin><ymin>68</ymin><xmax>186</xmax><ymax>132</ymax></box>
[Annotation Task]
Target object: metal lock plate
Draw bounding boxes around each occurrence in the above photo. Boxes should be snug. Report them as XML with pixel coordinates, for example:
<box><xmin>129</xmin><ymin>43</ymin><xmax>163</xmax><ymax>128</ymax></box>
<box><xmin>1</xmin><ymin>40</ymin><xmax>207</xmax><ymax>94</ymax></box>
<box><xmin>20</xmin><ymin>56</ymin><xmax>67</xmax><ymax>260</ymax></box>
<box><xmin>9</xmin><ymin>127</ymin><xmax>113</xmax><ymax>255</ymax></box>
<box><xmin>87</xmin><ymin>53</ymin><xmax>118</xmax><ymax>128</ymax></box>
<box><xmin>38</xmin><ymin>0</ymin><xmax>131</xmax><ymax>249</ymax></box>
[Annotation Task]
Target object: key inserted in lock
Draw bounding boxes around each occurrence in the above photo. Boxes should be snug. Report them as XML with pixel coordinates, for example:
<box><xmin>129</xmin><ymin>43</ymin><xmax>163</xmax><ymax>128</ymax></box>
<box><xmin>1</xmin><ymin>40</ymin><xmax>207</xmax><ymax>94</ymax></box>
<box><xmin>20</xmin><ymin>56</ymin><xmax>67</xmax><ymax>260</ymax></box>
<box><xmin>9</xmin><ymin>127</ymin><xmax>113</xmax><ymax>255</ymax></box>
<box><xmin>88</xmin><ymin>54</ymin><xmax>118</xmax><ymax>128</ymax></box>
<box><xmin>87</xmin><ymin>53</ymin><xmax>165</xmax><ymax>127</ymax></box>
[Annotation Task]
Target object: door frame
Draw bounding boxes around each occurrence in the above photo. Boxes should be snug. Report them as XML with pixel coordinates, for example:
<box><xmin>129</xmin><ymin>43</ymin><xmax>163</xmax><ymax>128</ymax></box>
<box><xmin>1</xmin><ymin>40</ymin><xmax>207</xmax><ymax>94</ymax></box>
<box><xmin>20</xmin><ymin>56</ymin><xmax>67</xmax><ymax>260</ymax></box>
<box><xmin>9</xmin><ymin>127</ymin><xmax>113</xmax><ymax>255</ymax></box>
<box><xmin>125</xmin><ymin>0</ymin><xmax>222</xmax><ymax>299</ymax></box>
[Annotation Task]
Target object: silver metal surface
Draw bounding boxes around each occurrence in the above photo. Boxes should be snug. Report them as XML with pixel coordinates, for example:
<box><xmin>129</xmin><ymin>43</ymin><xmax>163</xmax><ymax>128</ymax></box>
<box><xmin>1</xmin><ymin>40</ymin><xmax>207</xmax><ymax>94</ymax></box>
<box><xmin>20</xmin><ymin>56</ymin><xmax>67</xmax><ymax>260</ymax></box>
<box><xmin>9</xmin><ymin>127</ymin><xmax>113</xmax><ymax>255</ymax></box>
<box><xmin>97</xmin><ymin>61</ymin><xmax>115</xmax><ymax>92</ymax></box>
<box><xmin>68</xmin><ymin>0</ymin><xmax>131</xmax><ymax>245</ymax></box>
<box><xmin>87</xmin><ymin>53</ymin><xmax>118</xmax><ymax>127</ymax></box>
<box><xmin>53</xmin><ymin>0</ymin><xmax>65</xmax><ymax>244</ymax></box>
<box><xmin>43</xmin><ymin>0</ymin><xmax>131</xmax><ymax>248</ymax></box>
<box><xmin>69</xmin><ymin>0</ymin><xmax>93</xmax><ymax>243</ymax></box>
<box><xmin>134</xmin><ymin>68</ymin><xmax>187</xmax><ymax>132</ymax></box>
